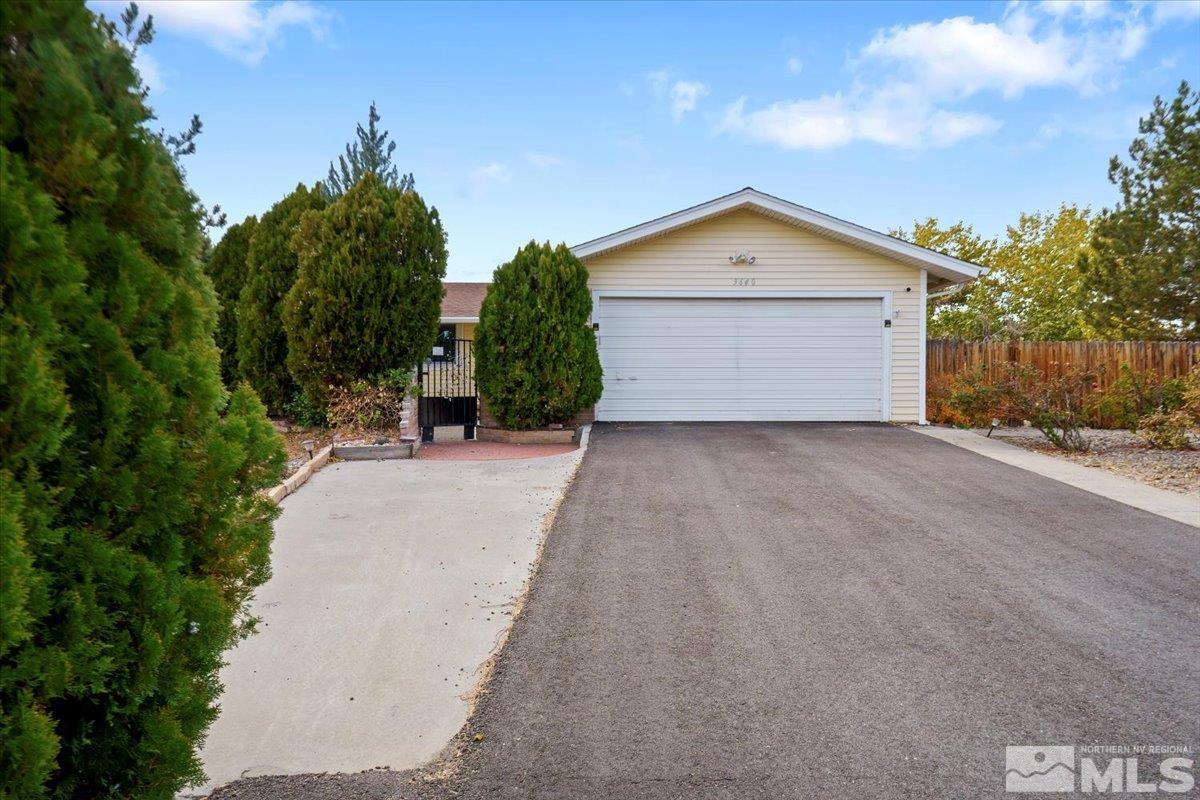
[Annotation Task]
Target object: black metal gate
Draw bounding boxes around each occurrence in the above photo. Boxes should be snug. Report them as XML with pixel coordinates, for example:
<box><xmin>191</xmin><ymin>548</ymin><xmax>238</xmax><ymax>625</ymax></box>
<box><xmin>418</xmin><ymin>338</ymin><xmax>477</xmax><ymax>442</ymax></box>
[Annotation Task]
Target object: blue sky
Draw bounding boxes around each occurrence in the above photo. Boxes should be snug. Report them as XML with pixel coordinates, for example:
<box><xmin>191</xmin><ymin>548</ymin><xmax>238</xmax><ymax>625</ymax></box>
<box><xmin>93</xmin><ymin>0</ymin><xmax>1200</xmax><ymax>280</ymax></box>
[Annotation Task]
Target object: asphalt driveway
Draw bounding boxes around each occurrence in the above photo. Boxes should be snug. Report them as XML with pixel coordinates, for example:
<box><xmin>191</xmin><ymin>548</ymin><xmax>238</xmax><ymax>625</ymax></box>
<box><xmin>213</xmin><ymin>423</ymin><xmax>1199</xmax><ymax>799</ymax></box>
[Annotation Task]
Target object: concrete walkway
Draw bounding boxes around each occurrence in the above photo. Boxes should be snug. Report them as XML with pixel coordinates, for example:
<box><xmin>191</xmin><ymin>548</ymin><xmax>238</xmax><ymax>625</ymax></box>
<box><xmin>914</xmin><ymin>425</ymin><xmax>1198</xmax><ymax>528</ymax></box>
<box><xmin>192</xmin><ymin>441</ymin><xmax>586</xmax><ymax>795</ymax></box>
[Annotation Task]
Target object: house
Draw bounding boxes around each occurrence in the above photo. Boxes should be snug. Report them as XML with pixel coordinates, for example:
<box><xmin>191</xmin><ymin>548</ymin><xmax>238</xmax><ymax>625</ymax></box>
<box><xmin>574</xmin><ymin>188</ymin><xmax>982</xmax><ymax>424</ymax></box>
<box><xmin>437</xmin><ymin>188</ymin><xmax>982</xmax><ymax>426</ymax></box>
<box><xmin>438</xmin><ymin>281</ymin><xmax>487</xmax><ymax>345</ymax></box>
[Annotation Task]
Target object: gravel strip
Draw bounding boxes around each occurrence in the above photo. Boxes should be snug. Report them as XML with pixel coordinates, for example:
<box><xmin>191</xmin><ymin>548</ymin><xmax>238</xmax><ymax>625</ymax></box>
<box><xmin>984</xmin><ymin>427</ymin><xmax>1200</xmax><ymax>495</ymax></box>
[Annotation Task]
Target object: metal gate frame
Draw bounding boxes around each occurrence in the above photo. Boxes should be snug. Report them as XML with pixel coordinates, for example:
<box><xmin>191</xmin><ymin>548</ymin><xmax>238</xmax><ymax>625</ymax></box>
<box><xmin>418</xmin><ymin>337</ymin><xmax>478</xmax><ymax>442</ymax></box>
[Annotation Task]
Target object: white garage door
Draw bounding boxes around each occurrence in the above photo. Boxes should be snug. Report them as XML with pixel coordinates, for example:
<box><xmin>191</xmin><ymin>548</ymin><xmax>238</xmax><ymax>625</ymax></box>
<box><xmin>595</xmin><ymin>296</ymin><xmax>886</xmax><ymax>422</ymax></box>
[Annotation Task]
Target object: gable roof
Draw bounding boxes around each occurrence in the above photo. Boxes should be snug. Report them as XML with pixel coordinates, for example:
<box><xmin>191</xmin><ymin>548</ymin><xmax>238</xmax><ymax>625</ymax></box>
<box><xmin>441</xmin><ymin>282</ymin><xmax>489</xmax><ymax>321</ymax></box>
<box><xmin>570</xmin><ymin>187</ymin><xmax>984</xmax><ymax>285</ymax></box>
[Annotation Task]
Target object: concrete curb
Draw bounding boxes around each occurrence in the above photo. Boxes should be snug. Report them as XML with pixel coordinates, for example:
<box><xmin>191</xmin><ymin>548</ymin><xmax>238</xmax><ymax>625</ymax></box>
<box><xmin>912</xmin><ymin>426</ymin><xmax>1199</xmax><ymax>528</ymax></box>
<box><xmin>264</xmin><ymin>444</ymin><xmax>333</xmax><ymax>506</ymax></box>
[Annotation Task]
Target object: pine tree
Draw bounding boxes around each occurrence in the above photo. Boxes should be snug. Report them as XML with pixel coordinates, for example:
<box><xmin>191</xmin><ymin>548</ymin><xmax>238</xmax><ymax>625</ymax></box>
<box><xmin>236</xmin><ymin>184</ymin><xmax>326</xmax><ymax>414</ymax></box>
<box><xmin>1081</xmin><ymin>81</ymin><xmax>1200</xmax><ymax>339</ymax></box>
<box><xmin>475</xmin><ymin>242</ymin><xmax>603</xmax><ymax>429</ymax></box>
<box><xmin>1</xmin><ymin>2</ymin><xmax>284</xmax><ymax>797</ymax></box>
<box><xmin>205</xmin><ymin>216</ymin><xmax>257</xmax><ymax>385</ymax></box>
<box><xmin>325</xmin><ymin>102</ymin><xmax>413</xmax><ymax>198</ymax></box>
<box><xmin>284</xmin><ymin>174</ymin><xmax>446</xmax><ymax>398</ymax></box>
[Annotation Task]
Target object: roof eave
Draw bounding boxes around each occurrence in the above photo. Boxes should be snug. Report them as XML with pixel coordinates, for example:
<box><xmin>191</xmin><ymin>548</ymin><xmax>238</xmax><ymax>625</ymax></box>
<box><xmin>570</xmin><ymin>188</ymin><xmax>983</xmax><ymax>285</ymax></box>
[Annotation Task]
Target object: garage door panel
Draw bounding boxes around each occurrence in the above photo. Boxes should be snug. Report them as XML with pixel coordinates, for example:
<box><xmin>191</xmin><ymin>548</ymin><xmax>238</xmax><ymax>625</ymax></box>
<box><xmin>596</xmin><ymin>296</ymin><xmax>886</xmax><ymax>422</ymax></box>
<box><xmin>604</xmin><ymin>345</ymin><xmax>888</xmax><ymax>362</ymax></box>
<box><xmin>602</xmin><ymin>300</ymin><xmax>882</xmax><ymax>319</ymax></box>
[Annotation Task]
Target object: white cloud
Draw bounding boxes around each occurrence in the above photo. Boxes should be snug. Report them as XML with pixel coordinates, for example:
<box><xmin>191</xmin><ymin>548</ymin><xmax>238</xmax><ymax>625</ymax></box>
<box><xmin>134</xmin><ymin>50</ymin><xmax>166</xmax><ymax>93</ymax></box>
<box><xmin>1037</xmin><ymin>1</ymin><xmax>1114</xmax><ymax>21</ymax></box>
<box><xmin>786</xmin><ymin>57</ymin><xmax>803</xmax><ymax>75</ymax></box>
<box><xmin>717</xmin><ymin>92</ymin><xmax>1001</xmax><ymax>150</ymax></box>
<box><xmin>668</xmin><ymin>80</ymin><xmax>709</xmax><ymax>121</ymax></box>
<box><xmin>469</xmin><ymin>162</ymin><xmax>511</xmax><ymax>197</ymax></box>
<box><xmin>718</xmin><ymin>95</ymin><xmax>853</xmax><ymax>149</ymax></box>
<box><xmin>718</xmin><ymin>0</ymin><xmax>1184</xmax><ymax>151</ymax></box>
<box><xmin>92</xmin><ymin>0</ymin><xmax>330</xmax><ymax>66</ymax></box>
<box><xmin>1150</xmin><ymin>0</ymin><xmax>1200</xmax><ymax>24</ymax></box>
<box><xmin>1036</xmin><ymin>104</ymin><xmax>1143</xmax><ymax>143</ymax></box>
<box><xmin>861</xmin><ymin>16</ymin><xmax>1082</xmax><ymax>98</ymax></box>
<box><xmin>924</xmin><ymin>110</ymin><xmax>1004</xmax><ymax>146</ymax></box>
<box><xmin>524</xmin><ymin>152</ymin><xmax>564</xmax><ymax>168</ymax></box>
<box><xmin>615</xmin><ymin>132</ymin><xmax>647</xmax><ymax>156</ymax></box>
<box><xmin>646</xmin><ymin>69</ymin><xmax>709</xmax><ymax>121</ymax></box>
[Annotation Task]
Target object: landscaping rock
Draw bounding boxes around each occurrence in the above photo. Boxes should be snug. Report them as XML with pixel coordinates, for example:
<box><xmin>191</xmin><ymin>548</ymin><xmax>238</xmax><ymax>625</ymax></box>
<box><xmin>985</xmin><ymin>427</ymin><xmax>1199</xmax><ymax>495</ymax></box>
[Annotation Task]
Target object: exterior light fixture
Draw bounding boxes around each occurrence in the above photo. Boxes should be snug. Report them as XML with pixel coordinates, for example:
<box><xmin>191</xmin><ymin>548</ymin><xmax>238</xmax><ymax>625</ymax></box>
<box><xmin>302</xmin><ymin>439</ymin><xmax>316</xmax><ymax>460</ymax></box>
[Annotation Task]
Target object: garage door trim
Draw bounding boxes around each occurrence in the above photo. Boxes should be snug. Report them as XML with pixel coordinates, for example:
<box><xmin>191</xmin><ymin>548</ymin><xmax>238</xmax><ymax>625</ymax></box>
<box><xmin>591</xmin><ymin>290</ymin><xmax>893</xmax><ymax>422</ymax></box>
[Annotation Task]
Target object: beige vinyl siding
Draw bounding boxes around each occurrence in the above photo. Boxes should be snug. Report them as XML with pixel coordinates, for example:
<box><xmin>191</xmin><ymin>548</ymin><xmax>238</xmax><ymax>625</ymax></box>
<box><xmin>454</xmin><ymin>322</ymin><xmax>476</xmax><ymax>340</ymax></box>
<box><xmin>583</xmin><ymin>209</ymin><xmax>924</xmax><ymax>422</ymax></box>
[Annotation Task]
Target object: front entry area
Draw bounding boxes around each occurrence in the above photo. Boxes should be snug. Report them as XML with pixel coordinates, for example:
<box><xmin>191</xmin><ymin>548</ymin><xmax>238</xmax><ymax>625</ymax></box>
<box><xmin>594</xmin><ymin>294</ymin><xmax>888</xmax><ymax>421</ymax></box>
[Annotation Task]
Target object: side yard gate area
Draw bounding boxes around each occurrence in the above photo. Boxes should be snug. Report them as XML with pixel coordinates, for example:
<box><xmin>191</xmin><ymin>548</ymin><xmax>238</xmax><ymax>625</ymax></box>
<box><xmin>419</xmin><ymin>337</ymin><xmax>478</xmax><ymax>442</ymax></box>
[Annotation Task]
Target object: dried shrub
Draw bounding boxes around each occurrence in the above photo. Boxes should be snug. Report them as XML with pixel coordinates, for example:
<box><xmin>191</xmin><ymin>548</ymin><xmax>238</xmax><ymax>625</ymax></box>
<box><xmin>996</xmin><ymin>364</ymin><xmax>1095</xmax><ymax>451</ymax></box>
<box><xmin>926</xmin><ymin>374</ymin><xmax>972</xmax><ymax>427</ymax></box>
<box><xmin>945</xmin><ymin>364</ymin><xmax>1007</xmax><ymax>427</ymax></box>
<box><xmin>1136</xmin><ymin>410</ymin><xmax>1193</xmax><ymax>449</ymax></box>
<box><xmin>940</xmin><ymin>362</ymin><xmax>1095</xmax><ymax>450</ymax></box>
<box><xmin>324</xmin><ymin>370</ymin><xmax>415</xmax><ymax>432</ymax></box>
<box><xmin>1182</xmin><ymin>368</ymin><xmax>1200</xmax><ymax>423</ymax></box>
<box><xmin>1085</xmin><ymin>364</ymin><xmax>1187</xmax><ymax>429</ymax></box>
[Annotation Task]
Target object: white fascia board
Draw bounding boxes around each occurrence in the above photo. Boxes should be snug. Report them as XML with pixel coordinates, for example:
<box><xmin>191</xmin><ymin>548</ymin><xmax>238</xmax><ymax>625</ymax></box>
<box><xmin>571</xmin><ymin>188</ymin><xmax>984</xmax><ymax>285</ymax></box>
<box><xmin>439</xmin><ymin>316</ymin><xmax>480</xmax><ymax>324</ymax></box>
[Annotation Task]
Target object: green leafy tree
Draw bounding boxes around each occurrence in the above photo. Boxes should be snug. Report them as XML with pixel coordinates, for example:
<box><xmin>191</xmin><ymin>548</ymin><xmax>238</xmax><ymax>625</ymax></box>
<box><xmin>284</xmin><ymin>174</ymin><xmax>447</xmax><ymax>399</ymax></box>
<box><xmin>992</xmin><ymin>206</ymin><xmax>1096</xmax><ymax>340</ymax></box>
<box><xmin>205</xmin><ymin>215</ymin><xmax>257</xmax><ymax>384</ymax></box>
<box><xmin>896</xmin><ymin>206</ymin><xmax>1095</xmax><ymax>340</ymax></box>
<box><xmin>1081</xmin><ymin>80</ymin><xmax>1199</xmax><ymax>339</ymax></box>
<box><xmin>237</xmin><ymin>184</ymin><xmax>325</xmax><ymax>414</ymax></box>
<box><xmin>475</xmin><ymin>242</ymin><xmax>603</xmax><ymax>429</ymax></box>
<box><xmin>325</xmin><ymin>102</ymin><xmax>413</xmax><ymax>199</ymax></box>
<box><xmin>1</xmin><ymin>2</ymin><xmax>284</xmax><ymax>797</ymax></box>
<box><xmin>892</xmin><ymin>219</ymin><xmax>1002</xmax><ymax>339</ymax></box>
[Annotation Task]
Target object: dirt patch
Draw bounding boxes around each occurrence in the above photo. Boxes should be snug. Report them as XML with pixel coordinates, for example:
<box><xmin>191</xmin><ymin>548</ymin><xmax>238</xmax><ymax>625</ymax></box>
<box><xmin>274</xmin><ymin>420</ymin><xmax>406</xmax><ymax>477</ymax></box>
<box><xmin>987</xmin><ymin>427</ymin><xmax>1200</xmax><ymax>495</ymax></box>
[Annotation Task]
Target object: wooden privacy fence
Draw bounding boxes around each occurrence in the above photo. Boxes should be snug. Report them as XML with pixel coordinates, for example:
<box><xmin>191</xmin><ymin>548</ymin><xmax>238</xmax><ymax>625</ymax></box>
<box><xmin>927</xmin><ymin>340</ymin><xmax>1199</xmax><ymax>387</ymax></box>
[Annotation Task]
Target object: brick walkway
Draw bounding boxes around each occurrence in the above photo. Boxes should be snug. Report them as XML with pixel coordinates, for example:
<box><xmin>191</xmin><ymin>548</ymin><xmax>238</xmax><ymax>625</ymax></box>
<box><xmin>417</xmin><ymin>441</ymin><xmax>577</xmax><ymax>460</ymax></box>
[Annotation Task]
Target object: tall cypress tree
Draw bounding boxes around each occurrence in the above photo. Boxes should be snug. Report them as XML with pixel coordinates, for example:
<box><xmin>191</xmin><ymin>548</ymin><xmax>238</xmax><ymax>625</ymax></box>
<box><xmin>205</xmin><ymin>215</ymin><xmax>257</xmax><ymax>385</ymax></box>
<box><xmin>236</xmin><ymin>184</ymin><xmax>325</xmax><ymax>414</ymax></box>
<box><xmin>284</xmin><ymin>174</ymin><xmax>446</xmax><ymax>400</ymax></box>
<box><xmin>475</xmin><ymin>242</ymin><xmax>603</xmax><ymax>429</ymax></box>
<box><xmin>325</xmin><ymin>102</ymin><xmax>413</xmax><ymax>198</ymax></box>
<box><xmin>0</xmin><ymin>3</ymin><xmax>284</xmax><ymax>796</ymax></box>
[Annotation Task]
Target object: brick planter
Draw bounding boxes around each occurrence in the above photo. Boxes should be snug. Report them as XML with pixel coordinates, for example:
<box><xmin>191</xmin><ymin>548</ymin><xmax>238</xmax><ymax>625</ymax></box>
<box><xmin>331</xmin><ymin>441</ymin><xmax>415</xmax><ymax>460</ymax></box>
<box><xmin>476</xmin><ymin>427</ymin><xmax>578</xmax><ymax>445</ymax></box>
